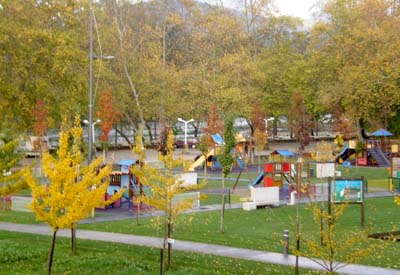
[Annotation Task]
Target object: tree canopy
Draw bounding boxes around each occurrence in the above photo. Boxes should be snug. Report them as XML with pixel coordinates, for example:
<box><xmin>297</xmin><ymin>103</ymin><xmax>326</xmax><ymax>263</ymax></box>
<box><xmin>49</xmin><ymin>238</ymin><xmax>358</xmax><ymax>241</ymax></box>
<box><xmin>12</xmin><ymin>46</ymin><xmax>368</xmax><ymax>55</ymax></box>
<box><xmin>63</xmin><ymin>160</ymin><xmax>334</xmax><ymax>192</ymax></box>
<box><xmin>1</xmin><ymin>0</ymin><xmax>399</xmax><ymax>137</ymax></box>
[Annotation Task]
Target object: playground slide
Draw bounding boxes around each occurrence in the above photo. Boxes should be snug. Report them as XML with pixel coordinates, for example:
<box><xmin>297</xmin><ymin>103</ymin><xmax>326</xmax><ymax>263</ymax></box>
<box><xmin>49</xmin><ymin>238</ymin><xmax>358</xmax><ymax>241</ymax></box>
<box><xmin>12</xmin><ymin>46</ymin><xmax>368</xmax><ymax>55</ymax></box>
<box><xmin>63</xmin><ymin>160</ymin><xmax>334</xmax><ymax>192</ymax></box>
<box><xmin>336</xmin><ymin>144</ymin><xmax>355</xmax><ymax>162</ymax></box>
<box><xmin>189</xmin><ymin>149</ymin><xmax>214</xmax><ymax>171</ymax></box>
<box><xmin>250</xmin><ymin>172</ymin><xmax>264</xmax><ymax>187</ymax></box>
<box><xmin>130</xmin><ymin>178</ymin><xmax>139</xmax><ymax>194</ymax></box>
<box><xmin>369</xmin><ymin>147</ymin><xmax>391</xmax><ymax>167</ymax></box>
<box><xmin>237</xmin><ymin>156</ymin><xmax>245</xmax><ymax>169</ymax></box>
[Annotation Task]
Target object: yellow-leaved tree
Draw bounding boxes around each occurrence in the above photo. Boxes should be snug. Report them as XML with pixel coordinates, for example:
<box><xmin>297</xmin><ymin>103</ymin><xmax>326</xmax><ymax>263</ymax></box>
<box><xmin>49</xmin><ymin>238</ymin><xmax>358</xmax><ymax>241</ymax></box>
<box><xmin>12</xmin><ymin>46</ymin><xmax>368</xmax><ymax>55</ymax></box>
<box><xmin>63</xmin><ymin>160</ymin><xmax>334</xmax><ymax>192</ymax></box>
<box><xmin>0</xmin><ymin>137</ymin><xmax>30</xmax><ymax>210</ymax></box>
<box><xmin>294</xmin><ymin>142</ymin><xmax>384</xmax><ymax>274</ymax></box>
<box><xmin>26</xmin><ymin>117</ymin><xmax>121</xmax><ymax>275</ymax></box>
<box><xmin>132</xmin><ymin>127</ymin><xmax>200</xmax><ymax>274</ymax></box>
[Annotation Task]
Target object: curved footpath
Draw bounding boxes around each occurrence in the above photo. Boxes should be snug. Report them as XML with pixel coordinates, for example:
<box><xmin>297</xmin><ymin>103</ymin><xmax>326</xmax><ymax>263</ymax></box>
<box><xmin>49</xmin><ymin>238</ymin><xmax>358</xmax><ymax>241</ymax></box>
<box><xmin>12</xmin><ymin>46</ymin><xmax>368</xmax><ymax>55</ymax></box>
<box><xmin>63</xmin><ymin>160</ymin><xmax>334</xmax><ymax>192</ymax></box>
<box><xmin>1</xmin><ymin>222</ymin><xmax>399</xmax><ymax>275</ymax></box>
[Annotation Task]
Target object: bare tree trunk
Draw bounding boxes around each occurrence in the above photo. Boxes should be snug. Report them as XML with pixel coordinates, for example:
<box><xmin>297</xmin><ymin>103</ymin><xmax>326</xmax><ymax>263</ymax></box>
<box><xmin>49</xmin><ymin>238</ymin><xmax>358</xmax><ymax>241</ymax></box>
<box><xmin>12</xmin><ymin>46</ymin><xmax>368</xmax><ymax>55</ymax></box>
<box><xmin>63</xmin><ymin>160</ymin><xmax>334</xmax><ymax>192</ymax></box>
<box><xmin>47</xmin><ymin>229</ymin><xmax>58</xmax><ymax>275</ymax></box>
<box><xmin>220</xmin><ymin>176</ymin><xmax>225</xmax><ymax>233</ymax></box>
<box><xmin>71</xmin><ymin>224</ymin><xmax>76</xmax><ymax>255</ymax></box>
<box><xmin>136</xmin><ymin>196</ymin><xmax>140</xmax><ymax>225</ymax></box>
<box><xmin>160</xmin><ymin>247</ymin><xmax>165</xmax><ymax>275</ymax></box>
<box><xmin>167</xmin><ymin>221</ymin><xmax>173</xmax><ymax>269</ymax></box>
<box><xmin>204</xmin><ymin>153</ymin><xmax>208</xmax><ymax>182</ymax></box>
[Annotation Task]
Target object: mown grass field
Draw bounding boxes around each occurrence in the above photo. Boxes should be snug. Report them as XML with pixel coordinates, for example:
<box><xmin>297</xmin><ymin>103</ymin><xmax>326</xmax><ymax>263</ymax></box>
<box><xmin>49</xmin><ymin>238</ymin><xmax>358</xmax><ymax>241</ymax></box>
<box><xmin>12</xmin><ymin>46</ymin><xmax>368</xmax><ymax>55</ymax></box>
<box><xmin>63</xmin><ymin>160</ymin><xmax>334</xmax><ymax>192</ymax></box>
<box><xmin>1</xmin><ymin>197</ymin><xmax>399</xmax><ymax>272</ymax></box>
<box><xmin>77</xmin><ymin>197</ymin><xmax>400</xmax><ymax>269</ymax></box>
<box><xmin>1</xmin><ymin>230</ymin><xmax>327</xmax><ymax>275</ymax></box>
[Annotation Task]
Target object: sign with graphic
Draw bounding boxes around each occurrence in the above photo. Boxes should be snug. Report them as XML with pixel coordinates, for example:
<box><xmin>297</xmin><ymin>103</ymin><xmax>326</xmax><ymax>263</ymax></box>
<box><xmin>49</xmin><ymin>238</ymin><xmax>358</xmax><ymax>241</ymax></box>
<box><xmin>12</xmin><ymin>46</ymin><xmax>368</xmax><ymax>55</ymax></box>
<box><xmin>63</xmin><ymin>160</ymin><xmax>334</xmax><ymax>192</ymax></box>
<box><xmin>331</xmin><ymin>179</ymin><xmax>363</xmax><ymax>203</ymax></box>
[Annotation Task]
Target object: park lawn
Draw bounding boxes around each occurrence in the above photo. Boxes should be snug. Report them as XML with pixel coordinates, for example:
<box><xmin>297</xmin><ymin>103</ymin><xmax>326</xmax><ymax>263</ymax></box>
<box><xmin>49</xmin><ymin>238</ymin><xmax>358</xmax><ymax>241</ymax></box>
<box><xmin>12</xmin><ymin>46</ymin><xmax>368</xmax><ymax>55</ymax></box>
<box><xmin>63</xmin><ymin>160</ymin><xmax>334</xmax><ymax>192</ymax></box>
<box><xmin>333</xmin><ymin>166</ymin><xmax>390</xmax><ymax>180</ymax></box>
<box><xmin>0</xmin><ymin>209</ymin><xmax>113</xmax><ymax>224</ymax></box>
<box><xmin>0</xmin><ymin>210</ymin><xmax>38</xmax><ymax>224</ymax></box>
<box><xmin>1</xmin><ymin>198</ymin><xmax>399</xmax><ymax>271</ymax></box>
<box><xmin>200</xmin><ymin>194</ymin><xmax>241</xmax><ymax>205</ymax></box>
<box><xmin>0</xmin><ymin>231</ymin><xmax>326</xmax><ymax>275</ymax></box>
<box><xmin>78</xmin><ymin>197</ymin><xmax>399</xmax><ymax>269</ymax></box>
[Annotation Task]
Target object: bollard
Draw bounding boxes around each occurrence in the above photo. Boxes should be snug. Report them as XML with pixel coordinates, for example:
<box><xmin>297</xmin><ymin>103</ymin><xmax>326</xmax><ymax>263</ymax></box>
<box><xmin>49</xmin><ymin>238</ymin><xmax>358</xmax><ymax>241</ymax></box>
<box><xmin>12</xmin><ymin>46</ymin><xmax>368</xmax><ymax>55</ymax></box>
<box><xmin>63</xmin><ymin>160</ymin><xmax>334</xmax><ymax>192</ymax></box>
<box><xmin>288</xmin><ymin>191</ymin><xmax>297</xmax><ymax>206</ymax></box>
<box><xmin>283</xmin><ymin>229</ymin><xmax>289</xmax><ymax>255</ymax></box>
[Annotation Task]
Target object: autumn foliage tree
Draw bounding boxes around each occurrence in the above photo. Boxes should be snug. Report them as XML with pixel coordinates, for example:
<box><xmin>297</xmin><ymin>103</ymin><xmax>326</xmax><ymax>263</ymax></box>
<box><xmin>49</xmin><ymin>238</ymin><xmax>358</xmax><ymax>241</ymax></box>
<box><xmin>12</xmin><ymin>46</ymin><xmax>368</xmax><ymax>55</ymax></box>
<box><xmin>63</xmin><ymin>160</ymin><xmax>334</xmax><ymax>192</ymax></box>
<box><xmin>32</xmin><ymin>99</ymin><xmax>48</xmax><ymax>152</ymax></box>
<box><xmin>296</xmin><ymin>202</ymin><xmax>383</xmax><ymax>275</ymax></box>
<box><xmin>96</xmin><ymin>89</ymin><xmax>121</xmax><ymax>146</ymax></box>
<box><xmin>218</xmin><ymin>118</ymin><xmax>236</xmax><ymax>233</ymax></box>
<box><xmin>26</xmin><ymin>117</ymin><xmax>120</xmax><ymax>275</ymax></box>
<box><xmin>204</xmin><ymin>105</ymin><xmax>224</xmax><ymax>147</ymax></box>
<box><xmin>132</xmin><ymin>128</ymin><xmax>198</xmax><ymax>273</ymax></box>
<box><xmin>157</xmin><ymin>125</ymin><xmax>172</xmax><ymax>156</ymax></box>
<box><xmin>251</xmin><ymin>104</ymin><xmax>267</xmax><ymax>169</ymax></box>
<box><xmin>288</xmin><ymin>91</ymin><xmax>312</xmax><ymax>151</ymax></box>
<box><xmin>0</xmin><ymin>137</ymin><xmax>29</xmax><ymax>209</ymax></box>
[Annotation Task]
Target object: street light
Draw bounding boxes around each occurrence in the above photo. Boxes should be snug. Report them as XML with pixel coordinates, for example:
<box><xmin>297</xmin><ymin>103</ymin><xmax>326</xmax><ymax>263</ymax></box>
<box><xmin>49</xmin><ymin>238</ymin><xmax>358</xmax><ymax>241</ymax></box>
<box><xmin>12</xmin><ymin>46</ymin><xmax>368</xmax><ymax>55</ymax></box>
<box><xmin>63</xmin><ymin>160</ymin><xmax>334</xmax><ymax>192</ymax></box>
<box><xmin>263</xmin><ymin>117</ymin><xmax>275</xmax><ymax>138</ymax></box>
<box><xmin>84</xmin><ymin>119</ymin><xmax>101</xmax><ymax>144</ymax></box>
<box><xmin>177</xmin><ymin>118</ymin><xmax>194</xmax><ymax>148</ymax></box>
<box><xmin>88</xmin><ymin>0</ymin><xmax>94</xmax><ymax>163</ymax></box>
<box><xmin>88</xmin><ymin>0</ymin><xmax>114</xmax><ymax>163</ymax></box>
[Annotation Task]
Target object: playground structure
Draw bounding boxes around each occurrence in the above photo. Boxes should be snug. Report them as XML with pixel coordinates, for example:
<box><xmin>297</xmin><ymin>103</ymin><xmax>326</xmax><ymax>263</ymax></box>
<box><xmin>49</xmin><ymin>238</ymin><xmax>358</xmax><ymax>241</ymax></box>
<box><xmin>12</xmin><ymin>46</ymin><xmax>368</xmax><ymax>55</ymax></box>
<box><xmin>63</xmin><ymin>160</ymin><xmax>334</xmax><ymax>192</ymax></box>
<box><xmin>251</xmin><ymin>163</ymin><xmax>312</xmax><ymax>191</ymax></box>
<box><xmin>336</xmin><ymin>129</ymin><xmax>397</xmax><ymax>167</ymax></box>
<box><xmin>243</xmin><ymin>161</ymin><xmax>314</xmax><ymax>210</ymax></box>
<box><xmin>188</xmin><ymin>133</ymin><xmax>246</xmax><ymax>172</ymax></box>
<box><xmin>100</xmin><ymin>159</ymin><xmax>144</xmax><ymax>210</ymax></box>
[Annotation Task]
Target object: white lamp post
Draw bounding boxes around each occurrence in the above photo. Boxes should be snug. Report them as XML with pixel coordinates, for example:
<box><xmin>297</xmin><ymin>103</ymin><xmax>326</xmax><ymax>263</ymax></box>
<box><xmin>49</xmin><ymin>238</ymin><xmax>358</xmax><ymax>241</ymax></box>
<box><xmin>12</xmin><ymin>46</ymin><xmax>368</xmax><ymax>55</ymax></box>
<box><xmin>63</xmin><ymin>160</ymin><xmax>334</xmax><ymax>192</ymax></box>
<box><xmin>263</xmin><ymin>117</ymin><xmax>275</xmax><ymax>138</ymax></box>
<box><xmin>177</xmin><ymin>118</ymin><xmax>194</xmax><ymax>148</ymax></box>
<box><xmin>88</xmin><ymin>1</ymin><xmax>114</xmax><ymax>163</ymax></box>
<box><xmin>84</xmin><ymin>119</ymin><xmax>101</xmax><ymax>144</ymax></box>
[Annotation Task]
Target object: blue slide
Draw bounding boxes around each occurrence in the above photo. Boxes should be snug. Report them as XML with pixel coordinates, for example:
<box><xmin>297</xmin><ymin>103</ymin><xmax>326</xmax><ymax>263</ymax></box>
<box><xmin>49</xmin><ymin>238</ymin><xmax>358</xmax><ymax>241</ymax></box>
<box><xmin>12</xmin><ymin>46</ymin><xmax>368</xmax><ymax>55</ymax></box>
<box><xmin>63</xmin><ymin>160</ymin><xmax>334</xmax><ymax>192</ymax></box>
<box><xmin>250</xmin><ymin>172</ymin><xmax>264</xmax><ymax>187</ymax></box>
<box><xmin>237</xmin><ymin>156</ymin><xmax>245</xmax><ymax>169</ymax></box>
<box><xmin>131</xmin><ymin>178</ymin><xmax>139</xmax><ymax>194</ymax></box>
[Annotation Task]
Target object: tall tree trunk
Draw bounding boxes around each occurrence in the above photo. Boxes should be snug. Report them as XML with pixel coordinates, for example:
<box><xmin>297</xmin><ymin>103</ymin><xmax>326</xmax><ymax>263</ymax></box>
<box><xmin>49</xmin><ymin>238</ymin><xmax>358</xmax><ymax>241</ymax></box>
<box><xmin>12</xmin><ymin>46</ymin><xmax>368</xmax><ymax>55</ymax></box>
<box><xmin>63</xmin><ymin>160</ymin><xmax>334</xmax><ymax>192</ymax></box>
<box><xmin>112</xmin><ymin>1</ymin><xmax>145</xmax><ymax>127</ymax></box>
<box><xmin>47</xmin><ymin>229</ymin><xmax>58</xmax><ymax>275</ymax></box>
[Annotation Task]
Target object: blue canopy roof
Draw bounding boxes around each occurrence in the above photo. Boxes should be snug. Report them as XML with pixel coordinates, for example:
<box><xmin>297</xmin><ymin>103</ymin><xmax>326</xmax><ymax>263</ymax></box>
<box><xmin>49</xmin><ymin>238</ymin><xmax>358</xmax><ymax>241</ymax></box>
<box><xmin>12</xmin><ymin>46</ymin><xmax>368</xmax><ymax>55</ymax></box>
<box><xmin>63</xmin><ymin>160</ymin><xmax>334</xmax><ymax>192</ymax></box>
<box><xmin>271</xmin><ymin>150</ymin><xmax>295</xmax><ymax>157</ymax></box>
<box><xmin>371</xmin><ymin>129</ymin><xmax>393</xmax><ymax>137</ymax></box>
<box><xmin>118</xmin><ymin>159</ymin><xmax>136</xmax><ymax>166</ymax></box>
<box><xmin>211</xmin><ymin>134</ymin><xmax>224</xmax><ymax>145</ymax></box>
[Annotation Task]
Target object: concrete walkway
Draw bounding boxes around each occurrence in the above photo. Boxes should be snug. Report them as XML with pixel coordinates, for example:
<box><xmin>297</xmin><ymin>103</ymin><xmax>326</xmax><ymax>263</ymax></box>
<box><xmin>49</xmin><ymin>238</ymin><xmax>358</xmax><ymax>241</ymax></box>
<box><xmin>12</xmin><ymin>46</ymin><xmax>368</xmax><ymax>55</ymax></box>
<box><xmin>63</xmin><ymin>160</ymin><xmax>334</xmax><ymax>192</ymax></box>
<box><xmin>1</xmin><ymin>222</ymin><xmax>399</xmax><ymax>275</ymax></box>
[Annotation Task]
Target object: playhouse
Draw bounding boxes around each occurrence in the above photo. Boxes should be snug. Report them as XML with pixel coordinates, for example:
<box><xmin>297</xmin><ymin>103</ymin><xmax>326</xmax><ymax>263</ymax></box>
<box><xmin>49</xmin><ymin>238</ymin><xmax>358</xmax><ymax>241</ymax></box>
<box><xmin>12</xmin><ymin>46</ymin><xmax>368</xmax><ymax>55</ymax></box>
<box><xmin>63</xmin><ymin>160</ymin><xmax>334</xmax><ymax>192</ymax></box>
<box><xmin>100</xmin><ymin>159</ymin><xmax>143</xmax><ymax>210</ymax></box>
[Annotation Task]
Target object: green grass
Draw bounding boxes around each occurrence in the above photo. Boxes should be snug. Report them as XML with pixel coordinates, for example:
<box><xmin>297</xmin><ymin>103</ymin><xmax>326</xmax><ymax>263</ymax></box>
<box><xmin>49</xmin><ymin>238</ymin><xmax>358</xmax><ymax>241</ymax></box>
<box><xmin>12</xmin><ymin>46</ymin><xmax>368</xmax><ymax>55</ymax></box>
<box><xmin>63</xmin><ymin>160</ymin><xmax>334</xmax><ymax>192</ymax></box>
<box><xmin>77</xmin><ymin>197</ymin><xmax>399</xmax><ymax>269</ymax></box>
<box><xmin>0</xmin><ymin>209</ymin><xmax>114</xmax><ymax>224</ymax></box>
<box><xmin>1</xmin><ymin>197</ymin><xmax>399</xmax><ymax>273</ymax></box>
<box><xmin>0</xmin><ymin>210</ymin><xmax>38</xmax><ymax>224</ymax></box>
<box><xmin>335</xmin><ymin>166</ymin><xmax>390</xmax><ymax>180</ymax></box>
<box><xmin>200</xmin><ymin>193</ymin><xmax>241</xmax><ymax>205</ymax></box>
<box><xmin>0</xmin><ymin>231</ymin><xmax>326</xmax><ymax>275</ymax></box>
